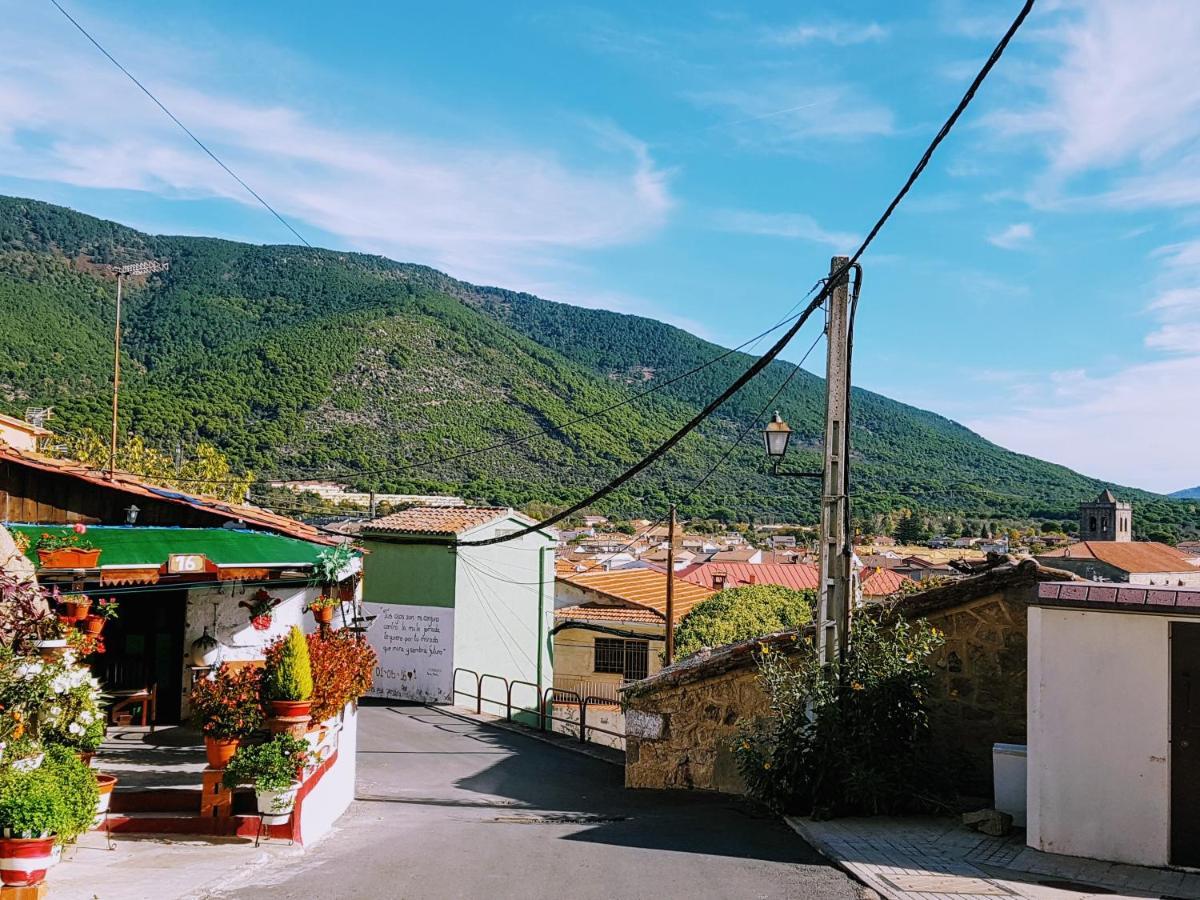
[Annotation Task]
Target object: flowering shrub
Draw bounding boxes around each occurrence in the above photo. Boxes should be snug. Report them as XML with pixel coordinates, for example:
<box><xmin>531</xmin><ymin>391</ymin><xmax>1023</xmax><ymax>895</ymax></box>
<box><xmin>66</xmin><ymin>630</ymin><xmax>105</xmax><ymax>658</ymax></box>
<box><xmin>39</xmin><ymin>664</ymin><xmax>105</xmax><ymax>753</ymax></box>
<box><xmin>189</xmin><ymin>664</ymin><xmax>264</xmax><ymax>739</ymax></box>
<box><xmin>305</xmin><ymin>631</ymin><xmax>376</xmax><ymax>722</ymax></box>
<box><xmin>734</xmin><ymin>616</ymin><xmax>957</xmax><ymax>817</ymax></box>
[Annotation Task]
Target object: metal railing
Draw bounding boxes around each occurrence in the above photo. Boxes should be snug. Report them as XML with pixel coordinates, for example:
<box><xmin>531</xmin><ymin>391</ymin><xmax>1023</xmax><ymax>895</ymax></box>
<box><xmin>451</xmin><ymin>668</ymin><xmax>625</xmax><ymax>749</ymax></box>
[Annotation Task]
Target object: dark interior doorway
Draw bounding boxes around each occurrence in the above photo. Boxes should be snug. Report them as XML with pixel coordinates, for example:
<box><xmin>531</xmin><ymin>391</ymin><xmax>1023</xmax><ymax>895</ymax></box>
<box><xmin>1171</xmin><ymin>621</ymin><xmax>1200</xmax><ymax>867</ymax></box>
<box><xmin>99</xmin><ymin>590</ymin><xmax>187</xmax><ymax>724</ymax></box>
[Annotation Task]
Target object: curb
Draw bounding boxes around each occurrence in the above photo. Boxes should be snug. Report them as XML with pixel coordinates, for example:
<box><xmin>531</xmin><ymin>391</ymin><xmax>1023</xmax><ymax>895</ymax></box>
<box><xmin>431</xmin><ymin>704</ymin><xmax>626</xmax><ymax>768</ymax></box>
<box><xmin>785</xmin><ymin>816</ymin><xmax>889</xmax><ymax>900</ymax></box>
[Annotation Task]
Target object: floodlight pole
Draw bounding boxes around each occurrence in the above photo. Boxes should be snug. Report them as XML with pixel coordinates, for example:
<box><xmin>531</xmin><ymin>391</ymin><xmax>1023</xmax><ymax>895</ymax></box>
<box><xmin>109</xmin><ymin>261</ymin><xmax>168</xmax><ymax>479</ymax></box>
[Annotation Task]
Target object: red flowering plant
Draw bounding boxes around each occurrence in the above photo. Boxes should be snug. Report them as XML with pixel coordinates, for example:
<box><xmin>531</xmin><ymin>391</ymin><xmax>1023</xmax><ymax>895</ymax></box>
<box><xmin>67</xmin><ymin>629</ymin><xmax>105</xmax><ymax>657</ymax></box>
<box><xmin>239</xmin><ymin>590</ymin><xmax>282</xmax><ymax>631</ymax></box>
<box><xmin>305</xmin><ymin>631</ymin><xmax>377</xmax><ymax>723</ymax></box>
<box><xmin>189</xmin><ymin>664</ymin><xmax>264</xmax><ymax>739</ymax></box>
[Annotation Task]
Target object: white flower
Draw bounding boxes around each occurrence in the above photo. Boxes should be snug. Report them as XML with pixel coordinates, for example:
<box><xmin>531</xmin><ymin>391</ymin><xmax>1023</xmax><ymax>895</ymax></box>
<box><xmin>68</xmin><ymin>722</ymin><xmax>83</xmax><ymax>735</ymax></box>
<box><xmin>49</xmin><ymin>706</ymin><xmax>61</xmax><ymax>717</ymax></box>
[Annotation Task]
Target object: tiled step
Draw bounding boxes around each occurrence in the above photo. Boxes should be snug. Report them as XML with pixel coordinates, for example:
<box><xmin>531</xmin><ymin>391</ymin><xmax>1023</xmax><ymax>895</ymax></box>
<box><xmin>110</xmin><ymin>787</ymin><xmax>255</xmax><ymax>815</ymax></box>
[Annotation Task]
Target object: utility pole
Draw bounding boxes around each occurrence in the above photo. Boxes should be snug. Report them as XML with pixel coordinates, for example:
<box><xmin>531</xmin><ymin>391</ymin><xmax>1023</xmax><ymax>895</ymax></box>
<box><xmin>664</xmin><ymin>503</ymin><xmax>677</xmax><ymax>665</ymax></box>
<box><xmin>108</xmin><ymin>260</ymin><xmax>168</xmax><ymax>479</ymax></box>
<box><xmin>817</xmin><ymin>256</ymin><xmax>853</xmax><ymax>667</ymax></box>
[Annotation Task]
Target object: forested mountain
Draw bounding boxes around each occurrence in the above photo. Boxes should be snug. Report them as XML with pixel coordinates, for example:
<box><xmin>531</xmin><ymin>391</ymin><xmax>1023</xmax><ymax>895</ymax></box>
<box><xmin>1171</xmin><ymin>486</ymin><xmax>1200</xmax><ymax>500</ymax></box>
<box><xmin>1</xmin><ymin>196</ymin><xmax>1196</xmax><ymax>540</ymax></box>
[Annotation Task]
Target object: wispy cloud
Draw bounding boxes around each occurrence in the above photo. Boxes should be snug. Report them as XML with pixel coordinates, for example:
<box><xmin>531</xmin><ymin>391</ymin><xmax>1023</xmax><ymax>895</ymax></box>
<box><xmin>713</xmin><ymin>210</ymin><xmax>858</xmax><ymax>250</ymax></box>
<box><xmin>766</xmin><ymin>21</ymin><xmax>888</xmax><ymax>47</ymax></box>
<box><xmin>987</xmin><ymin>222</ymin><xmax>1034</xmax><ymax>249</ymax></box>
<box><xmin>0</xmin><ymin>7</ymin><xmax>672</xmax><ymax>289</ymax></box>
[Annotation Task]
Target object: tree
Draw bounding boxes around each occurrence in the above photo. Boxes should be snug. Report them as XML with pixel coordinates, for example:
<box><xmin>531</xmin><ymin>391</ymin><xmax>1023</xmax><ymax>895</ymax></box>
<box><xmin>979</xmin><ymin>523</ymin><xmax>991</xmax><ymax>539</ymax></box>
<box><xmin>893</xmin><ymin>513</ymin><xmax>929</xmax><ymax>545</ymax></box>
<box><xmin>673</xmin><ymin>584</ymin><xmax>813</xmax><ymax>660</ymax></box>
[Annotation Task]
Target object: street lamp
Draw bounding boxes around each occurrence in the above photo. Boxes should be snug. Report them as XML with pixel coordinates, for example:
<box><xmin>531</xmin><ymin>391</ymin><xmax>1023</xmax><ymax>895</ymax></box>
<box><xmin>108</xmin><ymin>260</ymin><xmax>169</xmax><ymax>479</ymax></box>
<box><xmin>762</xmin><ymin>411</ymin><xmax>821</xmax><ymax>479</ymax></box>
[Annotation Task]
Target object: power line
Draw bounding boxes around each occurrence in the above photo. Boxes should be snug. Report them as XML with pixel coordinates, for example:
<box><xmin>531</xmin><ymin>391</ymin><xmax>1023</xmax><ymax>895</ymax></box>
<box><xmin>47</xmin><ymin>0</ymin><xmax>312</xmax><ymax>248</ymax></box>
<box><xmin>447</xmin><ymin>0</ymin><xmax>1035</xmax><ymax>550</ymax></box>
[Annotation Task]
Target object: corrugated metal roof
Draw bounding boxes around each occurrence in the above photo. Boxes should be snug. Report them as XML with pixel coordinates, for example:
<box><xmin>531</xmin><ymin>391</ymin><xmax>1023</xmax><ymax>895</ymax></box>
<box><xmin>0</xmin><ymin>445</ymin><xmax>335</xmax><ymax>546</ymax></box>
<box><xmin>557</xmin><ymin>569</ymin><xmax>714</xmax><ymax>623</ymax></box>
<box><xmin>363</xmin><ymin>507</ymin><xmax>514</xmax><ymax>536</ymax></box>
<box><xmin>680</xmin><ymin>562</ymin><xmax>820</xmax><ymax>592</ymax></box>
<box><xmin>10</xmin><ymin>525</ymin><xmax>326</xmax><ymax>568</ymax></box>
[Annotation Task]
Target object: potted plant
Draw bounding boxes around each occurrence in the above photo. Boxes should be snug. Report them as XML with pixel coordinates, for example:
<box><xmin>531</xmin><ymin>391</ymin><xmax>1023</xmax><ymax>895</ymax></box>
<box><xmin>307</xmin><ymin>595</ymin><xmax>339</xmax><ymax>626</ymax></box>
<box><xmin>222</xmin><ymin>734</ymin><xmax>314</xmax><ymax>824</ymax></box>
<box><xmin>239</xmin><ymin>589</ymin><xmax>282</xmax><ymax>631</ymax></box>
<box><xmin>306</xmin><ymin>630</ymin><xmax>377</xmax><ymax>725</ymax></box>
<box><xmin>0</xmin><ymin>768</ymin><xmax>64</xmax><ymax>886</ymax></box>
<box><xmin>34</xmin><ymin>530</ymin><xmax>100</xmax><ymax>570</ymax></box>
<box><xmin>82</xmin><ymin>597</ymin><xmax>118</xmax><ymax>636</ymax></box>
<box><xmin>311</xmin><ymin>543</ymin><xmax>356</xmax><ymax>602</ymax></box>
<box><xmin>189</xmin><ymin>664</ymin><xmax>263</xmax><ymax>769</ymax></box>
<box><xmin>57</xmin><ymin>593</ymin><xmax>91</xmax><ymax>622</ymax></box>
<box><xmin>40</xmin><ymin>745</ymin><xmax>97</xmax><ymax>845</ymax></box>
<box><xmin>264</xmin><ymin>627</ymin><xmax>314</xmax><ymax>723</ymax></box>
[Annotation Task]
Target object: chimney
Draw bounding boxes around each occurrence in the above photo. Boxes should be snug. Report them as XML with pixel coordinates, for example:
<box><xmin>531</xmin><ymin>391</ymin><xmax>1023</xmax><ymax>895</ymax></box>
<box><xmin>747</xmin><ymin>574</ymin><xmax>756</xmax><ymax>585</ymax></box>
<box><xmin>711</xmin><ymin>571</ymin><xmax>728</xmax><ymax>590</ymax></box>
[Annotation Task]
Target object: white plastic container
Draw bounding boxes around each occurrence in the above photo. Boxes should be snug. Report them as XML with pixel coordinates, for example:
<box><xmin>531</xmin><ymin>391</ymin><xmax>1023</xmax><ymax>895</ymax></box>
<box><xmin>992</xmin><ymin>742</ymin><xmax>1027</xmax><ymax>827</ymax></box>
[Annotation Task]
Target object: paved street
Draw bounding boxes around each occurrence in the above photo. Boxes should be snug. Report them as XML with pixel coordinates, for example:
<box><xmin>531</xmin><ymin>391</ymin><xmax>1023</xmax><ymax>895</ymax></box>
<box><xmin>204</xmin><ymin>704</ymin><xmax>856</xmax><ymax>900</ymax></box>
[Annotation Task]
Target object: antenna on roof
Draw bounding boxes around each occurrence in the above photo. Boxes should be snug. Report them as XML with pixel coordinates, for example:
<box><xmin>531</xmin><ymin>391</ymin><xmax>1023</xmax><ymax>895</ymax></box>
<box><xmin>24</xmin><ymin>408</ymin><xmax>53</xmax><ymax>429</ymax></box>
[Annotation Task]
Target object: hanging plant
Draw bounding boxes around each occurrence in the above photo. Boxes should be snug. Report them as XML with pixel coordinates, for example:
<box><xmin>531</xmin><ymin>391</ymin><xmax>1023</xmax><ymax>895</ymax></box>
<box><xmin>239</xmin><ymin>590</ymin><xmax>281</xmax><ymax>631</ymax></box>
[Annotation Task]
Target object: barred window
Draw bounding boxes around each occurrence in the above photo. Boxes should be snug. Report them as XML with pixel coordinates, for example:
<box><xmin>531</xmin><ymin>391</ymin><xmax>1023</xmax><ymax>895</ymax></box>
<box><xmin>594</xmin><ymin>638</ymin><xmax>649</xmax><ymax>681</ymax></box>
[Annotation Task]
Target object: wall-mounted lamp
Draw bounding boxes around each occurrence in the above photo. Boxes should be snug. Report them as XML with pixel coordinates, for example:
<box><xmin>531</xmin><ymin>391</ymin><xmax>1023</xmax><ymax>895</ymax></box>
<box><xmin>124</xmin><ymin>504</ymin><xmax>140</xmax><ymax>524</ymax></box>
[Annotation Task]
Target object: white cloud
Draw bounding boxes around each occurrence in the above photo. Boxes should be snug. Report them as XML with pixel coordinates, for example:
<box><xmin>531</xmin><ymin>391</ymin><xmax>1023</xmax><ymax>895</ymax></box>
<box><xmin>987</xmin><ymin>222</ymin><xmax>1034</xmax><ymax>249</ymax></box>
<box><xmin>767</xmin><ymin>21</ymin><xmax>888</xmax><ymax>47</ymax></box>
<box><xmin>713</xmin><ymin>210</ymin><xmax>858</xmax><ymax>250</ymax></box>
<box><xmin>0</xmin><ymin>10</ymin><xmax>672</xmax><ymax>288</ymax></box>
<box><xmin>966</xmin><ymin>355</ymin><xmax>1200</xmax><ymax>494</ymax></box>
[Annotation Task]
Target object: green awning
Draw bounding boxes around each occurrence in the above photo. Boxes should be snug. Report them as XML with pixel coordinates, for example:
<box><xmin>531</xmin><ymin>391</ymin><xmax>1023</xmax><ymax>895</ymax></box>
<box><xmin>9</xmin><ymin>525</ymin><xmax>324</xmax><ymax>569</ymax></box>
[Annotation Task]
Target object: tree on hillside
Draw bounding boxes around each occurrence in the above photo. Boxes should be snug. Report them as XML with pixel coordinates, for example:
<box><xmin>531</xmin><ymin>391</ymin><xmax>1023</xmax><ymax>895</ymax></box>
<box><xmin>893</xmin><ymin>512</ymin><xmax>929</xmax><ymax>545</ymax></box>
<box><xmin>673</xmin><ymin>584</ymin><xmax>813</xmax><ymax>660</ymax></box>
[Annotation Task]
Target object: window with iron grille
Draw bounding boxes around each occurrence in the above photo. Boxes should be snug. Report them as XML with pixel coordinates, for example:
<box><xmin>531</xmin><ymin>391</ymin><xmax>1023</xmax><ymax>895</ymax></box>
<box><xmin>594</xmin><ymin>638</ymin><xmax>649</xmax><ymax>681</ymax></box>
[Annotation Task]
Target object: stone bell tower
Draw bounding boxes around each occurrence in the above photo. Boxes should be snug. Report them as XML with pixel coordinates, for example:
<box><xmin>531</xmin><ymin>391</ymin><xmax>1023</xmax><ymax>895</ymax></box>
<box><xmin>1079</xmin><ymin>489</ymin><xmax>1131</xmax><ymax>542</ymax></box>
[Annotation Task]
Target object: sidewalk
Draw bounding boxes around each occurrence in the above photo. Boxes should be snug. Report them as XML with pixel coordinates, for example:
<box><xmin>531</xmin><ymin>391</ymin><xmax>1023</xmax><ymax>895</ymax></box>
<box><xmin>787</xmin><ymin>816</ymin><xmax>1200</xmax><ymax>900</ymax></box>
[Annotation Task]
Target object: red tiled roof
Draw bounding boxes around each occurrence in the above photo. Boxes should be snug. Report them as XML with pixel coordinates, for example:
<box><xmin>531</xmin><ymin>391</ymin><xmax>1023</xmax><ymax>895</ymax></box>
<box><xmin>1036</xmin><ymin>581</ymin><xmax>1200</xmax><ymax>615</ymax></box>
<box><xmin>553</xmin><ymin>603</ymin><xmax>664</xmax><ymax>624</ymax></box>
<box><xmin>0</xmin><ymin>444</ymin><xmax>335</xmax><ymax>545</ymax></box>
<box><xmin>557</xmin><ymin>569</ymin><xmax>714</xmax><ymax>623</ymax></box>
<box><xmin>860</xmin><ymin>567</ymin><xmax>912</xmax><ymax>596</ymax></box>
<box><xmin>680</xmin><ymin>562</ymin><xmax>819</xmax><ymax>592</ymax></box>
<box><xmin>1040</xmin><ymin>541</ymin><xmax>1199</xmax><ymax>574</ymax></box>
<box><xmin>364</xmin><ymin>507</ymin><xmax>515</xmax><ymax>536</ymax></box>
<box><xmin>708</xmin><ymin>548</ymin><xmax>760</xmax><ymax>562</ymax></box>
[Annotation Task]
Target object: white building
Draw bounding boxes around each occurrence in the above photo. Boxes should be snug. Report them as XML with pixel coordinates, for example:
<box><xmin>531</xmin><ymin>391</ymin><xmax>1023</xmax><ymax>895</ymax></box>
<box><xmin>1027</xmin><ymin>581</ymin><xmax>1200</xmax><ymax>868</ymax></box>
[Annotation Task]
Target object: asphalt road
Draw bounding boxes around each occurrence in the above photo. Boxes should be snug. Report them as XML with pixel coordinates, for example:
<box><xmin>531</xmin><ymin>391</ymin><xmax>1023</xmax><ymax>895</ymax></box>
<box><xmin>210</xmin><ymin>704</ymin><xmax>857</xmax><ymax>900</ymax></box>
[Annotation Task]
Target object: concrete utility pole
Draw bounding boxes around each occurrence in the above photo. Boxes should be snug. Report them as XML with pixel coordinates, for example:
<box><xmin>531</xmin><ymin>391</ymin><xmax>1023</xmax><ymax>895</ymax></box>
<box><xmin>664</xmin><ymin>503</ymin><xmax>677</xmax><ymax>665</ymax></box>
<box><xmin>817</xmin><ymin>256</ymin><xmax>853</xmax><ymax>666</ymax></box>
<box><xmin>109</xmin><ymin>260</ymin><xmax>168</xmax><ymax>479</ymax></box>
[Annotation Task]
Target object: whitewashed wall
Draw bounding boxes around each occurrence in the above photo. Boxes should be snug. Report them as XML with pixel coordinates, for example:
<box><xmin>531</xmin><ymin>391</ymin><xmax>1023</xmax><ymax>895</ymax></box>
<box><xmin>297</xmin><ymin>701</ymin><xmax>358</xmax><ymax>845</ymax></box>
<box><xmin>1027</xmin><ymin>607</ymin><xmax>1178</xmax><ymax>866</ymax></box>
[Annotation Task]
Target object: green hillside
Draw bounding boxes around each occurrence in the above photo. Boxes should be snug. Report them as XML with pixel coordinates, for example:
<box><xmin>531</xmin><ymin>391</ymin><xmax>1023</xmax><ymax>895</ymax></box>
<box><xmin>0</xmin><ymin>195</ymin><xmax>1195</xmax><ymax>540</ymax></box>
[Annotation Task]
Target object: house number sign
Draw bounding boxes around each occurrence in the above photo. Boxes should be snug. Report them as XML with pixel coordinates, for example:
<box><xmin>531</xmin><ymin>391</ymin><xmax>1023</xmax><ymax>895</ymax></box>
<box><xmin>168</xmin><ymin>553</ymin><xmax>208</xmax><ymax>574</ymax></box>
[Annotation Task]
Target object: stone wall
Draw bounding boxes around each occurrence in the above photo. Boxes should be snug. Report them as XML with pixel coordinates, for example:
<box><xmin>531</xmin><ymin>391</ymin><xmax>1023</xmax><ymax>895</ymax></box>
<box><xmin>921</xmin><ymin>587</ymin><xmax>1028</xmax><ymax>792</ymax></box>
<box><xmin>624</xmin><ymin>666</ymin><xmax>769</xmax><ymax>793</ymax></box>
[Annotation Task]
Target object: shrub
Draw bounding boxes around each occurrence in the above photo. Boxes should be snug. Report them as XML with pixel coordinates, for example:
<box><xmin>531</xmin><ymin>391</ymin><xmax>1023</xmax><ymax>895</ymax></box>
<box><xmin>673</xmin><ymin>585</ymin><xmax>813</xmax><ymax>660</ymax></box>
<box><xmin>263</xmin><ymin>627</ymin><xmax>313</xmax><ymax>703</ymax></box>
<box><xmin>189</xmin><ymin>664</ymin><xmax>264</xmax><ymax>739</ymax></box>
<box><xmin>735</xmin><ymin>616</ymin><xmax>956</xmax><ymax>817</ymax></box>
<box><xmin>0</xmin><ymin>768</ymin><xmax>65</xmax><ymax>839</ymax></box>
<box><xmin>306</xmin><ymin>631</ymin><xmax>376</xmax><ymax>722</ymax></box>
<box><xmin>222</xmin><ymin>734</ymin><xmax>313</xmax><ymax>793</ymax></box>
<box><xmin>41</xmin><ymin>745</ymin><xmax>98</xmax><ymax>844</ymax></box>
<box><xmin>41</xmin><ymin>663</ymin><xmax>105</xmax><ymax>753</ymax></box>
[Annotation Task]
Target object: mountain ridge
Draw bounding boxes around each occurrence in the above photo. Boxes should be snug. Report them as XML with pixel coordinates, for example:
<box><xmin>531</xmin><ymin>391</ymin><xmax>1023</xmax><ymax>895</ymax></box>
<box><xmin>0</xmin><ymin>195</ymin><xmax>1195</xmax><ymax>540</ymax></box>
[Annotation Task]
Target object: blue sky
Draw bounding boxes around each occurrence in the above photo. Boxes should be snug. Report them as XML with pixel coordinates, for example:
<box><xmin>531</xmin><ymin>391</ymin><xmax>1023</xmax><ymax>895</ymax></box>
<box><xmin>2</xmin><ymin>1</ymin><xmax>1198</xmax><ymax>493</ymax></box>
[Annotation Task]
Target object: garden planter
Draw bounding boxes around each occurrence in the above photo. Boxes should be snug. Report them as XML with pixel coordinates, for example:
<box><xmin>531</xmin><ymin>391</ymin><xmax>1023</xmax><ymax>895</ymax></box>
<box><xmin>37</xmin><ymin>548</ymin><xmax>101</xmax><ymax>570</ymax></box>
<box><xmin>338</xmin><ymin>582</ymin><xmax>356</xmax><ymax>602</ymax></box>
<box><xmin>0</xmin><ymin>835</ymin><xmax>58</xmax><ymax>886</ymax></box>
<box><xmin>267</xmin><ymin>716</ymin><xmax>310</xmax><ymax>739</ymax></box>
<box><xmin>82</xmin><ymin>614</ymin><xmax>105</xmax><ymax>635</ymax></box>
<box><xmin>93</xmin><ymin>774</ymin><xmax>118</xmax><ymax>825</ymax></box>
<box><xmin>255</xmin><ymin>783</ymin><xmax>300</xmax><ymax>825</ymax></box>
<box><xmin>204</xmin><ymin>736</ymin><xmax>240</xmax><ymax>770</ymax></box>
<box><xmin>35</xmin><ymin>640</ymin><xmax>68</xmax><ymax>662</ymax></box>
<box><xmin>270</xmin><ymin>700</ymin><xmax>312</xmax><ymax>720</ymax></box>
<box><xmin>61</xmin><ymin>598</ymin><xmax>92</xmax><ymax>620</ymax></box>
<box><xmin>312</xmin><ymin>605</ymin><xmax>334</xmax><ymax>626</ymax></box>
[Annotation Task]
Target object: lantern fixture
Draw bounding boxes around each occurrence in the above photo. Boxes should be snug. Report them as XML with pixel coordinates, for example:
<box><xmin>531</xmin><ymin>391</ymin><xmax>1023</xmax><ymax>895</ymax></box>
<box><xmin>763</xmin><ymin>411</ymin><xmax>823</xmax><ymax>479</ymax></box>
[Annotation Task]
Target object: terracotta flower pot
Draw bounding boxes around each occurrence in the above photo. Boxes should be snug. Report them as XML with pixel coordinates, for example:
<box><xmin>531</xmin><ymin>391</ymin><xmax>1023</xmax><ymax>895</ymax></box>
<box><xmin>204</xmin><ymin>736</ymin><xmax>240</xmax><ymax>770</ymax></box>
<box><xmin>82</xmin><ymin>614</ymin><xmax>105</xmax><ymax>636</ymax></box>
<box><xmin>37</xmin><ymin>548</ymin><xmax>101</xmax><ymax>570</ymax></box>
<box><xmin>62</xmin><ymin>600</ymin><xmax>92</xmax><ymax>621</ymax></box>
<box><xmin>0</xmin><ymin>836</ymin><xmax>58</xmax><ymax>887</ymax></box>
<box><xmin>270</xmin><ymin>700</ymin><xmax>312</xmax><ymax>720</ymax></box>
<box><xmin>94</xmin><ymin>774</ymin><xmax>118</xmax><ymax>825</ymax></box>
<box><xmin>267</xmin><ymin>716</ymin><xmax>310</xmax><ymax>739</ymax></box>
<box><xmin>312</xmin><ymin>605</ymin><xmax>334</xmax><ymax>626</ymax></box>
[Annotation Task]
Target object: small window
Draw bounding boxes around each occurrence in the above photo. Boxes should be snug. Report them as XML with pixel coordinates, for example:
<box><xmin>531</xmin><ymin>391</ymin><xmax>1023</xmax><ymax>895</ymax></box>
<box><xmin>594</xmin><ymin>638</ymin><xmax>649</xmax><ymax>681</ymax></box>
<box><xmin>1089</xmin><ymin>516</ymin><xmax>1097</xmax><ymax>532</ymax></box>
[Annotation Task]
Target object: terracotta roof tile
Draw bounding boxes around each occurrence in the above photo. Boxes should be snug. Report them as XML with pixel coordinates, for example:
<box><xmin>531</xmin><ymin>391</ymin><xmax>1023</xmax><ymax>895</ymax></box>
<box><xmin>860</xmin><ymin>567</ymin><xmax>913</xmax><ymax>596</ymax></box>
<box><xmin>680</xmin><ymin>562</ymin><xmax>819</xmax><ymax>592</ymax></box>
<box><xmin>553</xmin><ymin>603</ymin><xmax>663</xmax><ymax>624</ymax></box>
<box><xmin>0</xmin><ymin>445</ymin><xmax>335</xmax><ymax>545</ymax></box>
<box><xmin>1036</xmin><ymin>580</ymin><xmax>1200</xmax><ymax>615</ymax></box>
<box><xmin>557</xmin><ymin>569</ymin><xmax>713</xmax><ymax>623</ymax></box>
<box><xmin>364</xmin><ymin>507</ymin><xmax>514</xmax><ymax>536</ymax></box>
<box><xmin>1040</xmin><ymin>541</ymin><xmax>1199</xmax><ymax>574</ymax></box>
